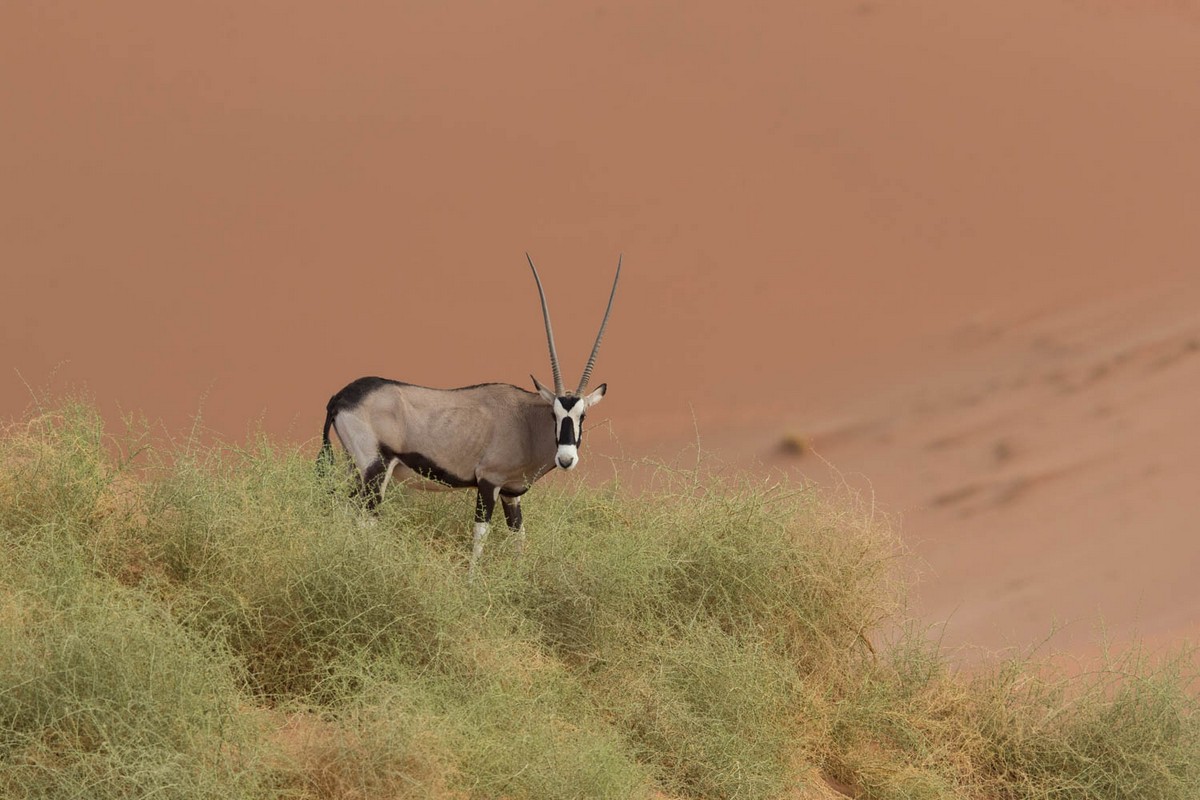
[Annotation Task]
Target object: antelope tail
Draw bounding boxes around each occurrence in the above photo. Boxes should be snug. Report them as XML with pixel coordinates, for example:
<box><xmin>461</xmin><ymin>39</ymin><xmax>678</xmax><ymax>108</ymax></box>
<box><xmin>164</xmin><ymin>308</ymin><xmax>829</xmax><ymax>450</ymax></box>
<box><xmin>317</xmin><ymin>404</ymin><xmax>336</xmax><ymax>474</ymax></box>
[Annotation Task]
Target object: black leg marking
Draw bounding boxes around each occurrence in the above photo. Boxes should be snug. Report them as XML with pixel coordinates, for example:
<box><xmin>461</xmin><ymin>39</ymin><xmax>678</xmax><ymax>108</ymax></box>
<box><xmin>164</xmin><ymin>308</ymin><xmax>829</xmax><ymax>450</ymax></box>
<box><xmin>476</xmin><ymin>480</ymin><xmax>498</xmax><ymax>524</ymax></box>
<box><xmin>501</xmin><ymin>496</ymin><xmax>523</xmax><ymax>531</ymax></box>
<box><xmin>360</xmin><ymin>457</ymin><xmax>388</xmax><ymax>511</ymax></box>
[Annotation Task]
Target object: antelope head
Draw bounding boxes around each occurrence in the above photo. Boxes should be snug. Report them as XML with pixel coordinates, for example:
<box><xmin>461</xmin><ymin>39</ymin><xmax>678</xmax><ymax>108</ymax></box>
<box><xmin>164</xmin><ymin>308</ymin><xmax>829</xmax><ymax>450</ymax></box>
<box><xmin>527</xmin><ymin>253</ymin><xmax>622</xmax><ymax>470</ymax></box>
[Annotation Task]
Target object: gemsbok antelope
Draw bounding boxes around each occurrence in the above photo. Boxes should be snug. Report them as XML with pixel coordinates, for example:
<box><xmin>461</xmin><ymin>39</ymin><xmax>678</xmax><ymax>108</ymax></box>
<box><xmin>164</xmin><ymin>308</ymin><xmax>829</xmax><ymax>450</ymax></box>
<box><xmin>319</xmin><ymin>254</ymin><xmax>621</xmax><ymax>572</ymax></box>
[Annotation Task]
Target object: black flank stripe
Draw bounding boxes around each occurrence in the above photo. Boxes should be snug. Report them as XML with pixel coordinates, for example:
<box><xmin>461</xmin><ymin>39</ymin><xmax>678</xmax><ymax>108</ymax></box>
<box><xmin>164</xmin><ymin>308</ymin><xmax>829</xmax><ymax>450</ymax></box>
<box><xmin>381</xmin><ymin>446</ymin><xmax>476</xmax><ymax>488</ymax></box>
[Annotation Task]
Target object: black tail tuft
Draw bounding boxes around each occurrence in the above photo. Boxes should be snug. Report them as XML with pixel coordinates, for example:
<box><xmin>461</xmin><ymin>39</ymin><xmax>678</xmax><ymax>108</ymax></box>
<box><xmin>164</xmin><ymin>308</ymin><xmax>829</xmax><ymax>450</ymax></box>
<box><xmin>317</xmin><ymin>405</ymin><xmax>336</xmax><ymax>475</ymax></box>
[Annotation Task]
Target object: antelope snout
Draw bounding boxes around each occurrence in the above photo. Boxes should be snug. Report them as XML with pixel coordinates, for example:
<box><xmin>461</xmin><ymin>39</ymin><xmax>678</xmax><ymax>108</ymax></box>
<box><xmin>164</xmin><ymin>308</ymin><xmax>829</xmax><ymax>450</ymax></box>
<box><xmin>556</xmin><ymin>446</ymin><xmax>578</xmax><ymax>470</ymax></box>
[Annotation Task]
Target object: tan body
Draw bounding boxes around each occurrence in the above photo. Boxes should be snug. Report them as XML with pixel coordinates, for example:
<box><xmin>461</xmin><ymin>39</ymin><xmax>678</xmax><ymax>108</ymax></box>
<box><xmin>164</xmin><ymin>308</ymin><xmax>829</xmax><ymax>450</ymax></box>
<box><xmin>325</xmin><ymin>378</ymin><xmax>558</xmax><ymax>496</ymax></box>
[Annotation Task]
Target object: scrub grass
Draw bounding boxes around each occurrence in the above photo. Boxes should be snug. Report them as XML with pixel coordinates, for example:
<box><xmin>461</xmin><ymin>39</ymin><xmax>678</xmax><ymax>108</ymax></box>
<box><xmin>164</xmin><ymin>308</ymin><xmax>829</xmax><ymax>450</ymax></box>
<box><xmin>0</xmin><ymin>400</ymin><xmax>1196</xmax><ymax>799</ymax></box>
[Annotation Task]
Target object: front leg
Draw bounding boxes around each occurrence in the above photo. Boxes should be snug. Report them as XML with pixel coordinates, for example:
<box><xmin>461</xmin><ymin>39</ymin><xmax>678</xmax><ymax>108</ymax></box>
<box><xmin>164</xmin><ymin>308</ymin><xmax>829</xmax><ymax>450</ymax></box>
<box><xmin>471</xmin><ymin>480</ymin><xmax>500</xmax><ymax>576</ymax></box>
<box><xmin>501</xmin><ymin>491</ymin><xmax>526</xmax><ymax>555</ymax></box>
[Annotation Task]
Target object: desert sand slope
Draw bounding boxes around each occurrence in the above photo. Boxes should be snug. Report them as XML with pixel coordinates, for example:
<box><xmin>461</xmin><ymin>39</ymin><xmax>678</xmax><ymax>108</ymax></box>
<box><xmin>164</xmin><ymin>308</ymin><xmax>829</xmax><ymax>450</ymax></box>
<box><xmin>2</xmin><ymin>0</ymin><xmax>1199</xmax><ymax>657</ymax></box>
<box><xmin>738</xmin><ymin>281</ymin><xmax>1200</xmax><ymax>658</ymax></box>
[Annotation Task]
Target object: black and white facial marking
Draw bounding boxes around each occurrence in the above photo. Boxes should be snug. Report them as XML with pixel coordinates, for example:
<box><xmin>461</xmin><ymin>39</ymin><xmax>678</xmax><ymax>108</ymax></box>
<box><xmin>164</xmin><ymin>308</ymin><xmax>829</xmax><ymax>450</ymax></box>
<box><xmin>553</xmin><ymin>396</ymin><xmax>586</xmax><ymax>470</ymax></box>
<box><xmin>534</xmin><ymin>381</ymin><xmax>607</xmax><ymax>470</ymax></box>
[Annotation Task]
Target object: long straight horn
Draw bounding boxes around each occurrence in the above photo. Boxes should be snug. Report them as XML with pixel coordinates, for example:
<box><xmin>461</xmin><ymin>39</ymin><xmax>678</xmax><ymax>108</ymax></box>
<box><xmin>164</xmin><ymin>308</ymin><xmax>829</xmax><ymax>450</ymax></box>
<box><xmin>577</xmin><ymin>254</ymin><xmax>622</xmax><ymax>395</ymax></box>
<box><xmin>527</xmin><ymin>253</ymin><xmax>564</xmax><ymax>395</ymax></box>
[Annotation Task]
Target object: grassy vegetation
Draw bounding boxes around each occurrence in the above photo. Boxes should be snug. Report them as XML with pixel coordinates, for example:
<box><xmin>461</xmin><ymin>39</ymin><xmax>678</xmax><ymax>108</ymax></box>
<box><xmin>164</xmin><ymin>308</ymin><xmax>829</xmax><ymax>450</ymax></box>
<box><xmin>1</xmin><ymin>401</ymin><xmax>1196</xmax><ymax>799</ymax></box>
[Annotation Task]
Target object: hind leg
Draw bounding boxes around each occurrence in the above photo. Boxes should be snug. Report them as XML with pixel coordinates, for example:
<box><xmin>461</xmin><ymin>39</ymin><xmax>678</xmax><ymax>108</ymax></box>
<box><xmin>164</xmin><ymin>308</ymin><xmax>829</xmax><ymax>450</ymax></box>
<box><xmin>333</xmin><ymin>413</ymin><xmax>392</xmax><ymax>510</ymax></box>
<box><xmin>360</xmin><ymin>457</ymin><xmax>401</xmax><ymax>510</ymax></box>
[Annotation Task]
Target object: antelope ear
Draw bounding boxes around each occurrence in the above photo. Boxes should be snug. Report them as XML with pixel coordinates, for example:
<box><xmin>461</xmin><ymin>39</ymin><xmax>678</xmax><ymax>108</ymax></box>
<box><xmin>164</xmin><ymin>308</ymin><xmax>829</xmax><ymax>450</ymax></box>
<box><xmin>583</xmin><ymin>383</ymin><xmax>607</xmax><ymax>408</ymax></box>
<box><xmin>531</xmin><ymin>375</ymin><xmax>557</xmax><ymax>403</ymax></box>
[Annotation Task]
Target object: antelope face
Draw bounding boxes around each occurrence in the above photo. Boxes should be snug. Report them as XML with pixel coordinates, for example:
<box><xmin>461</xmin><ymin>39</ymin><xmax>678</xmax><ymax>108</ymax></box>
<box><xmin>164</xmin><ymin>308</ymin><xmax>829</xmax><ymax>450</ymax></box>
<box><xmin>535</xmin><ymin>382</ymin><xmax>607</xmax><ymax>470</ymax></box>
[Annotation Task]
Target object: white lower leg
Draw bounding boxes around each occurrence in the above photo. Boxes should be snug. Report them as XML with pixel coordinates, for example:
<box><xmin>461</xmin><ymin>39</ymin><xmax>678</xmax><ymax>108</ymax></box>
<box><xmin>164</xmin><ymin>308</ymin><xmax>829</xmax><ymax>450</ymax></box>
<box><xmin>470</xmin><ymin>522</ymin><xmax>490</xmax><ymax>573</ymax></box>
<box><xmin>512</xmin><ymin>526</ymin><xmax>527</xmax><ymax>555</ymax></box>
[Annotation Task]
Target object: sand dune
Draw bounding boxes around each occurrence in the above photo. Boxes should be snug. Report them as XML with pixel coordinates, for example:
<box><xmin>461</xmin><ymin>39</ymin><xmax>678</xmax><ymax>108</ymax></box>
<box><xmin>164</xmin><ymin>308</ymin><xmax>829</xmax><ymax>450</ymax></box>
<box><xmin>2</xmin><ymin>0</ymin><xmax>1198</xmax><ymax>657</ymax></box>
<box><xmin>753</xmin><ymin>281</ymin><xmax>1200</xmax><ymax>657</ymax></box>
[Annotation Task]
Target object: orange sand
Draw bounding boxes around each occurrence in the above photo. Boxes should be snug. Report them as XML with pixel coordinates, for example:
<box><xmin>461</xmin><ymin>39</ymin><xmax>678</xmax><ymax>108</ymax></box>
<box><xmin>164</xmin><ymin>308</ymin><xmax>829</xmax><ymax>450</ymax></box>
<box><xmin>3</xmin><ymin>0</ymin><xmax>1198</xmax><ymax>657</ymax></box>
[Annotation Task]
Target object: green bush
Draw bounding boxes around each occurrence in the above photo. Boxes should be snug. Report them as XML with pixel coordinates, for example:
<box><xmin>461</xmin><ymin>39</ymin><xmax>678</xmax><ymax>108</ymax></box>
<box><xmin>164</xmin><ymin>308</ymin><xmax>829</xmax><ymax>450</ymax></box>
<box><xmin>0</xmin><ymin>541</ymin><xmax>260</xmax><ymax>799</ymax></box>
<box><xmin>0</xmin><ymin>401</ymin><xmax>1195</xmax><ymax>799</ymax></box>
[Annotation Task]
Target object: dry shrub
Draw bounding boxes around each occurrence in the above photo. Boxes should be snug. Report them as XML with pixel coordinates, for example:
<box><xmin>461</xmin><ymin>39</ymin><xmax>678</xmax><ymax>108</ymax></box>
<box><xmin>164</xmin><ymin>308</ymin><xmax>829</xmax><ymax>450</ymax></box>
<box><xmin>1</xmin><ymin>400</ymin><xmax>1196</xmax><ymax>800</ymax></box>
<box><xmin>264</xmin><ymin>709</ymin><xmax>463</xmax><ymax>800</ymax></box>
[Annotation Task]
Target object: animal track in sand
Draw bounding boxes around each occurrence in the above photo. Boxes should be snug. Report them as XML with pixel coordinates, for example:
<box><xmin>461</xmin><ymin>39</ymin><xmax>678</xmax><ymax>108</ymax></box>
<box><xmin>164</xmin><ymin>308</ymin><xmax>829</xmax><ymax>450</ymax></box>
<box><xmin>928</xmin><ymin>458</ymin><xmax>1091</xmax><ymax>518</ymax></box>
<box><xmin>1048</xmin><ymin>330</ymin><xmax>1200</xmax><ymax>394</ymax></box>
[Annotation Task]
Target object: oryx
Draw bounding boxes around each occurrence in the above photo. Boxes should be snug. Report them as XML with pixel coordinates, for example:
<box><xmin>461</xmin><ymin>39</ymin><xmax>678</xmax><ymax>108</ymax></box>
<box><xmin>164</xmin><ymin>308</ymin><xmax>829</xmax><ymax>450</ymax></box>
<box><xmin>319</xmin><ymin>254</ymin><xmax>621</xmax><ymax>572</ymax></box>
